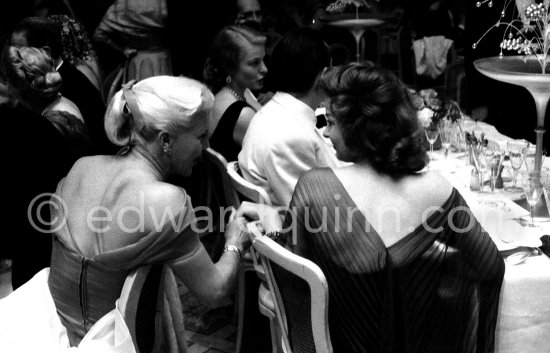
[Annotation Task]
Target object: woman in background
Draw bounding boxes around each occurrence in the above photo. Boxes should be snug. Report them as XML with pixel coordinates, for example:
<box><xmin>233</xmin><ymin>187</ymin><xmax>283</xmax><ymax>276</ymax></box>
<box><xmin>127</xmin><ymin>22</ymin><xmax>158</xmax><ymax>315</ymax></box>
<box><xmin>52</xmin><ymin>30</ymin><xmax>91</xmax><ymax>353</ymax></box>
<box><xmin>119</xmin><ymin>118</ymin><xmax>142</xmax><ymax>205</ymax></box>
<box><xmin>203</xmin><ymin>24</ymin><xmax>268</xmax><ymax>162</ymax></box>
<box><xmin>3</xmin><ymin>45</ymin><xmax>92</xmax><ymax>158</ymax></box>
<box><xmin>49</xmin><ymin>14</ymin><xmax>104</xmax><ymax>101</ymax></box>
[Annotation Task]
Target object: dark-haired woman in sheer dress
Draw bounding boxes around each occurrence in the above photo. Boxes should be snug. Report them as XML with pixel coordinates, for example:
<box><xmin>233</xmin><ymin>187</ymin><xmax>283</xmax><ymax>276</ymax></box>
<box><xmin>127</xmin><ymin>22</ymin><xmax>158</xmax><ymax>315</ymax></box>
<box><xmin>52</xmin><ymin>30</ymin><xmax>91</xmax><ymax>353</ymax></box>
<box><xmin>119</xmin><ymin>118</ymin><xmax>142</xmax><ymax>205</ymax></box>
<box><xmin>281</xmin><ymin>63</ymin><xmax>505</xmax><ymax>353</ymax></box>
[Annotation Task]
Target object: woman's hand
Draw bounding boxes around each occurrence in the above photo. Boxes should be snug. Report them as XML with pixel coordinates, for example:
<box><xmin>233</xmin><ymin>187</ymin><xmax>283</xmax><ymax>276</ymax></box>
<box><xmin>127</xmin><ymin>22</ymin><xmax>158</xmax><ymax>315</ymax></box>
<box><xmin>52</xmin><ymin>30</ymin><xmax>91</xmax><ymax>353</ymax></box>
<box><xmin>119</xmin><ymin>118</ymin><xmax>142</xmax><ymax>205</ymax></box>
<box><xmin>236</xmin><ymin>201</ymin><xmax>283</xmax><ymax>234</ymax></box>
<box><xmin>224</xmin><ymin>215</ymin><xmax>251</xmax><ymax>252</ymax></box>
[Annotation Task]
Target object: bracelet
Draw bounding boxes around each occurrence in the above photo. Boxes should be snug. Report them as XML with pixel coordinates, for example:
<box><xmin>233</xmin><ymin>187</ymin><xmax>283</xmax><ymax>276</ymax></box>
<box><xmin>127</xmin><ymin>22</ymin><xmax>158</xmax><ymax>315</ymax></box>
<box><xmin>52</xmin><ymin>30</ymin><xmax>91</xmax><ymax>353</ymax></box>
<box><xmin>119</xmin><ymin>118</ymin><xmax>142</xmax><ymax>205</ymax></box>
<box><xmin>223</xmin><ymin>245</ymin><xmax>242</xmax><ymax>260</ymax></box>
<box><xmin>265</xmin><ymin>230</ymin><xmax>283</xmax><ymax>241</ymax></box>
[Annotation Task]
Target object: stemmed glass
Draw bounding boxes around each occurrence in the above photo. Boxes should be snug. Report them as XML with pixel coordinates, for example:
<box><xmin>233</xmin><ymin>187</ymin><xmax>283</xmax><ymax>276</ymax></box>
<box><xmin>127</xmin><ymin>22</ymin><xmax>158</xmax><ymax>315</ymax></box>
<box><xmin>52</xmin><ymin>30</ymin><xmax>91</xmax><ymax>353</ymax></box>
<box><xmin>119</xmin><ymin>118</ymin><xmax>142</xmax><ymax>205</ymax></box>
<box><xmin>520</xmin><ymin>172</ymin><xmax>544</xmax><ymax>227</ymax></box>
<box><xmin>476</xmin><ymin>147</ymin><xmax>491</xmax><ymax>193</ymax></box>
<box><xmin>505</xmin><ymin>140</ymin><xmax>529</xmax><ymax>192</ymax></box>
<box><xmin>523</xmin><ymin>144</ymin><xmax>546</xmax><ymax>176</ymax></box>
<box><xmin>425</xmin><ymin>128</ymin><xmax>439</xmax><ymax>165</ymax></box>
<box><xmin>438</xmin><ymin>119</ymin><xmax>453</xmax><ymax>159</ymax></box>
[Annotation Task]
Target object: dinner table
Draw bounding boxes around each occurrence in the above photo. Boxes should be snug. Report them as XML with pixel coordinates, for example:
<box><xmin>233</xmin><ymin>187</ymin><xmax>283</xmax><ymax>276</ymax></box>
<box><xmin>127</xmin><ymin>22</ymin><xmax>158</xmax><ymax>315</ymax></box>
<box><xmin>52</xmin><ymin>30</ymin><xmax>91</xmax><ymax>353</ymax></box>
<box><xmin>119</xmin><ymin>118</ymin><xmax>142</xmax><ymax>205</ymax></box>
<box><xmin>426</xmin><ymin>118</ymin><xmax>550</xmax><ymax>353</ymax></box>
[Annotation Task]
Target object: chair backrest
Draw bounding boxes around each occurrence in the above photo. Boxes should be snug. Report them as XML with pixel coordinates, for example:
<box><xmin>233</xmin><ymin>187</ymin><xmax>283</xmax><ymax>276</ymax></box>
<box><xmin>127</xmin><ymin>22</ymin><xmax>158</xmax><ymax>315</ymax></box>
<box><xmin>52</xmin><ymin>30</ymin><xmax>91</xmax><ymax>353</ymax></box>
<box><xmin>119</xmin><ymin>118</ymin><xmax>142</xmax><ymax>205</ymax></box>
<box><xmin>119</xmin><ymin>264</ymin><xmax>166</xmax><ymax>353</ymax></box>
<box><xmin>226</xmin><ymin>161</ymin><xmax>271</xmax><ymax>206</ymax></box>
<box><xmin>248</xmin><ymin>223</ymin><xmax>333</xmax><ymax>353</ymax></box>
<box><xmin>204</xmin><ymin>147</ymin><xmax>240</xmax><ymax>209</ymax></box>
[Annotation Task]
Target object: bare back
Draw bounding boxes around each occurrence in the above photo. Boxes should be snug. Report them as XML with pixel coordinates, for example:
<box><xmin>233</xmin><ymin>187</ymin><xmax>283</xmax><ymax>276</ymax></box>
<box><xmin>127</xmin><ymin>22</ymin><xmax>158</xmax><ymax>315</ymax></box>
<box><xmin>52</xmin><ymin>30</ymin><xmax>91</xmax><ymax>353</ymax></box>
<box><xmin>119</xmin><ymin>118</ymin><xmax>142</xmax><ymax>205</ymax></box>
<box><xmin>58</xmin><ymin>154</ymin><xmax>184</xmax><ymax>257</ymax></box>
<box><xmin>332</xmin><ymin>165</ymin><xmax>453</xmax><ymax>248</ymax></box>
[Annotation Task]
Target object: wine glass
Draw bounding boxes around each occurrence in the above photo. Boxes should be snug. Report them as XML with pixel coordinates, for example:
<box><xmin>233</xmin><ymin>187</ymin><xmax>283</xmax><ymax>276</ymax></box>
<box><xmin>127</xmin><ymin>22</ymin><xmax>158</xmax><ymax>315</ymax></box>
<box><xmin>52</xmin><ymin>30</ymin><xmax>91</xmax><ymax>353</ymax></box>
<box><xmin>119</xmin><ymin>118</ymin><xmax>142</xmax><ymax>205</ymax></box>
<box><xmin>425</xmin><ymin>128</ymin><xmax>439</xmax><ymax>164</ymax></box>
<box><xmin>520</xmin><ymin>172</ymin><xmax>544</xmax><ymax>227</ymax></box>
<box><xmin>476</xmin><ymin>147</ymin><xmax>491</xmax><ymax>193</ymax></box>
<box><xmin>438</xmin><ymin>119</ymin><xmax>453</xmax><ymax>159</ymax></box>
<box><xmin>505</xmin><ymin>140</ymin><xmax>529</xmax><ymax>192</ymax></box>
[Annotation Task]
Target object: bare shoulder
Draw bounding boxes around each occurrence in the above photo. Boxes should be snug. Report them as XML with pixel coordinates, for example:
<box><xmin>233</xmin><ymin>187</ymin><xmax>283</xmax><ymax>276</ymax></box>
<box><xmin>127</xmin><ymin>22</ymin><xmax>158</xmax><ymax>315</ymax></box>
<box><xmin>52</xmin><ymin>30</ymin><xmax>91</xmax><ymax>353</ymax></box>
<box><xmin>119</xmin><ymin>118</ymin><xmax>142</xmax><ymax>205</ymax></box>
<box><xmin>412</xmin><ymin>171</ymin><xmax>454</xmax><ymax>205</ymax></box>
<box><xmin>141</xmin><ymin>182</ymin><xmax>188</xmax><ymax>213</ymax></box>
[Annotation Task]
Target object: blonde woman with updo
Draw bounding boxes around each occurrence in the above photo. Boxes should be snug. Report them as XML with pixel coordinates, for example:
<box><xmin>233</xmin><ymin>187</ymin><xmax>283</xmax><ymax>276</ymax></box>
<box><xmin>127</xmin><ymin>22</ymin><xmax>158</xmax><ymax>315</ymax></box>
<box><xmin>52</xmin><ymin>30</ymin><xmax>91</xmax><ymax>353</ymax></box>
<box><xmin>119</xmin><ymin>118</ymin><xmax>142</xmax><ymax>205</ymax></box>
<box><xmin>3</xmin><ymin>45</ymin><xmax>92</xmax><ymax>158</ymax></box>
<box><xmin>0</xmin><ymin>76</ymin><xmax>256</xmax><ymax>352</ymax></box>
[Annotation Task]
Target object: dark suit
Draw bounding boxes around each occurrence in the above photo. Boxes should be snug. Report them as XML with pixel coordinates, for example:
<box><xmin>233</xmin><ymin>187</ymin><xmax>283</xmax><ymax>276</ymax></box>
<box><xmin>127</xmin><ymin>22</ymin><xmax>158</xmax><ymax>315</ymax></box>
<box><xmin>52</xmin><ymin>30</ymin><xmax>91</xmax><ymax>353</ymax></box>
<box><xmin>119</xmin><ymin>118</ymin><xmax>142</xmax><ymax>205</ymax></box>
<box><xmin>58</xmin><ymin>62</ymin><xmax>118</xmax><ymax>155</ymax></box>
<box><xmin>3</xmin><ymin>104</ymin><xmax>76</xmax><ymax>288</ymax></box>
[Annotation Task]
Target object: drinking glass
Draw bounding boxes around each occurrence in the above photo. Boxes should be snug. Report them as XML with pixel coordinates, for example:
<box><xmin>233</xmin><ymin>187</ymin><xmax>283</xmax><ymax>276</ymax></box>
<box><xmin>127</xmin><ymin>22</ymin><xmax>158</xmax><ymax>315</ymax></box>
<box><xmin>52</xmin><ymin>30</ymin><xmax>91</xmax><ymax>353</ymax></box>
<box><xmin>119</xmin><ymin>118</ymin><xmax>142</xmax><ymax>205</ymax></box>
<box><xmin>438</xmin><ymin>119</ymin><xmax>453</xmax><ymax>158</ymax></box>
<box><xmin>505</xmin><ymin>140</ymin><xmax>529</xmax><ymax>192</ymax></box>
<box><xmin>425</xmin><ymin>128</ymin><xmax>439</xmax><ymax>164</ymax></box>
<box><xmin>520</xmin><ymin>172</ymin><xmax>544</xmax><ymax>227</ymax></box>
<box><xmin>523</xmin><ymin>144</ymin><xmax>546</xmax><ymax>176</ymax></box>
<box><xmin>476</xmin><ymin>147</ymin><xmax>491</xmax><ymax>193</ymax></box>
<box><xmin>486</xmin><ymin>147</ymin><xmax>503</xmax><ymax>192</ymax></box>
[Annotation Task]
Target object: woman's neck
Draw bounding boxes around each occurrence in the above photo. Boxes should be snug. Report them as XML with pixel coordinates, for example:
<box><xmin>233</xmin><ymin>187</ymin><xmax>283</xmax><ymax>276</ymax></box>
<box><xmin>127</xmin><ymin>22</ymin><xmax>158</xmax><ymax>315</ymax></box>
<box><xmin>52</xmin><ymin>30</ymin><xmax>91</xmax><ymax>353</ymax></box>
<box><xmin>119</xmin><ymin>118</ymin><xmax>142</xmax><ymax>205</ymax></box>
<box><xmin>224</xmin><ymin>84</ymin><xmax>245</xmax><ymax>102</ymax></box>
<box><xmin>130</xmin><ymin>144</ymin><xmax>169</xmax><ymax>180</ymax></box>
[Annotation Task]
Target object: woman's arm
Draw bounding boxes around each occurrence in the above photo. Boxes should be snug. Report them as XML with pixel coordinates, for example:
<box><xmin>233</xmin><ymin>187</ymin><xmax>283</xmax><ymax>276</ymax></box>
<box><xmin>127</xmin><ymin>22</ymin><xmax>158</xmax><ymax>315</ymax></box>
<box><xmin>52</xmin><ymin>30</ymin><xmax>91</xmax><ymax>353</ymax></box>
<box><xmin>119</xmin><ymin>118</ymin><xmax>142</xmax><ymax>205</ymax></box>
<box><xmin>170</xmin><ymin>215</ymin><xmax>250</xmax><ymax>308</ymax></box>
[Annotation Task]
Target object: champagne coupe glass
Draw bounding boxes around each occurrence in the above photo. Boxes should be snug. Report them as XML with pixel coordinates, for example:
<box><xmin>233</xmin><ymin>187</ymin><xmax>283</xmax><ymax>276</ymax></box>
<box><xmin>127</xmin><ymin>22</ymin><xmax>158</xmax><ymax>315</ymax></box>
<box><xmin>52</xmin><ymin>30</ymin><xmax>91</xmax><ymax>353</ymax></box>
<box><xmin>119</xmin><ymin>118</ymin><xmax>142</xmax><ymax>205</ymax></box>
<box><xmin>505</xmin><ymin>140</ymin><xmax>528</xmax><ymax>192</ymax></box>
<box><xmin>425</xmin><ymin>128</ymin><xmax>439</xmax><ymax>164</ymax></box>
<box><xmin>521</xmin><ymin>172</ymin><xmax>544</xmax><ymax>227</ymax></box>
<box><xmin>438</xmin><ymin>119</ymin><xmax>453</xmax><ymax>159</ymax></box>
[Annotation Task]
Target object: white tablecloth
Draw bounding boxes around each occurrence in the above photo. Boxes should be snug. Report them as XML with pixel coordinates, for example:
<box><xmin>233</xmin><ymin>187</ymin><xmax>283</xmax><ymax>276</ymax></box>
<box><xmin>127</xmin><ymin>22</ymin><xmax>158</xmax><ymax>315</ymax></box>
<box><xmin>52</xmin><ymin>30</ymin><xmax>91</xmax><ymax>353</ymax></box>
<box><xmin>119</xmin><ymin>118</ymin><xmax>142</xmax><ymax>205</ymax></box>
<box><xmin>428</xmin><ymin>120</ymin><xmax>550</xmax><ymax>353</ymax></box>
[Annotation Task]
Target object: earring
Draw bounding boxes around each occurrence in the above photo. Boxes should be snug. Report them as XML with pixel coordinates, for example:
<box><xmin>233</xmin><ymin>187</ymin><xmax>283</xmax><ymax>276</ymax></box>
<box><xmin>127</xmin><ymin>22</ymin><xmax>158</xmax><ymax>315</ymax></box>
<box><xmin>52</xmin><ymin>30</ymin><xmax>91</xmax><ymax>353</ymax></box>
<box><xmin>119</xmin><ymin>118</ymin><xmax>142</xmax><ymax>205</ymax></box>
<box><xmin>226</xmin><ymin>75</ymin><xmax>232</xmax><ymax>84</ymax></box>
<box><xmin>163</xmin><ymin>147</ymin><xmax>172</xmax><ymax>156</ymax></box>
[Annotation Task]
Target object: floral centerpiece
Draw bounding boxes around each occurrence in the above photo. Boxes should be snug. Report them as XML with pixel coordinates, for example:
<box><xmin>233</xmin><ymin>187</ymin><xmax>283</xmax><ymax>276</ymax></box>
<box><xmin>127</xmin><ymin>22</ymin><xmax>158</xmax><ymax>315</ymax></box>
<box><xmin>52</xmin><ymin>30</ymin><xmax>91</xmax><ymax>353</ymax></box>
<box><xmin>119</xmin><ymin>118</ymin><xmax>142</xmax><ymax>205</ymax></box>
<box><xmin>409</xmin><ymin>88</ymin><xmax>463</xmax><ymax>150</ymax></box>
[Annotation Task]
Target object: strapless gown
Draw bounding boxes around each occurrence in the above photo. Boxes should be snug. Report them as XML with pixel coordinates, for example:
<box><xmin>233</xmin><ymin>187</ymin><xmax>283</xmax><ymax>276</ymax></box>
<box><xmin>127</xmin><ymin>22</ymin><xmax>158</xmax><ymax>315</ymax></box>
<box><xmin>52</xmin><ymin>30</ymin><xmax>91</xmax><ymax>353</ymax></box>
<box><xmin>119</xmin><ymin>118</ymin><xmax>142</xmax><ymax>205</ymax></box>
<box><xmin>0</xmin><ymin>180</ymin><xmax>200</xmax><ymax>352</ymax></box>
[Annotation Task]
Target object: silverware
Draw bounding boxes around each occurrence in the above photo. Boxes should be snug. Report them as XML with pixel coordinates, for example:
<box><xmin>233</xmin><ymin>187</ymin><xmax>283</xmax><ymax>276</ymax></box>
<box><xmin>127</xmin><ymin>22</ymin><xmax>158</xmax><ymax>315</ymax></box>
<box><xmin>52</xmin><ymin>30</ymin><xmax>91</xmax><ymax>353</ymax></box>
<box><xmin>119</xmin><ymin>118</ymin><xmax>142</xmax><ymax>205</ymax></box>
<box><xmin>505</xmin><ymin>248</ymin><xmax>541</xmax><ymax>266</ymax></box>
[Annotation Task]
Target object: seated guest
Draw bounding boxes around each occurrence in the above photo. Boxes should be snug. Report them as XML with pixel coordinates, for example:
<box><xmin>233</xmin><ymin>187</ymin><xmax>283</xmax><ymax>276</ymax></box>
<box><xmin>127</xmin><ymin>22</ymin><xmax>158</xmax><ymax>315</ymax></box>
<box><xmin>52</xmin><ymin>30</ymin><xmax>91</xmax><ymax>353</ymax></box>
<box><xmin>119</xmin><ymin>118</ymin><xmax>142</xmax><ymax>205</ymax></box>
<box><xmin>0</xmin><ymin>76</ymin><xmax>253</xmax><ymax>351</ymax></box>
<box><xmin>3</xmin><ymin>45</ymin><xmax>92</xmax><ymax>159</ymax></box>
<box><xmin>48</xmin><ymin>14</ymin><xmax>104</xmax><ymax>101</ymax></box>
<box><xmin>280</xmin><ymin>63</ymin><xmax>505</xmax><ymax>352</ymax></box>
<box><xmin>0</xmin><ymin>58</ymin><xmax>75</xmax><ymax>289</ymax></box>
<box><xmin>203</xmin><ymin>24</ymin><xmax>268</xmax><ymax>162</ymax></box>
<box><xmin>11</xmin><ymin>16</ymin><xmax>116</xmax><ymax>155</ymax></box>
<box><xmin>239</xmin><ymin>27</ymin><xmax>344</xmax><ymax>207</ymax></box>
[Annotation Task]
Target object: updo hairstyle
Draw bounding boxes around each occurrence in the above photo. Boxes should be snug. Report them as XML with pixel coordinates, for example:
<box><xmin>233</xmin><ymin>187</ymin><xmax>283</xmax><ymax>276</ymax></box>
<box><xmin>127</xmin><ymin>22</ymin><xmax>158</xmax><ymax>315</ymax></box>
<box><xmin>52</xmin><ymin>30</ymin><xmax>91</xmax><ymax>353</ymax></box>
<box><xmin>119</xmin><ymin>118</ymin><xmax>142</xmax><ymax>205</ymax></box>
<box><xmin>203</xmin><ymin>24</ymin><xmax>266</xmax><ymax>93</ymax></box>
<box><xmin>318</xmin><ymin>63</ymin><xmax>428</xmax><ymax>177</ymax></box>
<box><xmin>105</xmin><ymin>76</ymin><xmax>214</xmax><ymax>146</ymax></box>
<box><xmin>2</xmin><ymin>46</ymin><xmax>62</xmax><ymax>99</ymax></box>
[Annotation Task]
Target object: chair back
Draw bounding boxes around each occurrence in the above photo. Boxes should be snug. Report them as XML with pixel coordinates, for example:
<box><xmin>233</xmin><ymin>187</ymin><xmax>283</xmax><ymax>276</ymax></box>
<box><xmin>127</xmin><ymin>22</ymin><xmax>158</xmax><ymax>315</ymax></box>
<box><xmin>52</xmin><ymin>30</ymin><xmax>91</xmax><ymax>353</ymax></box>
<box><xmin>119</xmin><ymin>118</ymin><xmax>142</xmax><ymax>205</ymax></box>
<box><xmin>119</xmin><ymin>264</ymin><xmax>166</xmax><ymax>353</ymax></box>
<box><xmin>248</xmin><ymin>223</ymin><xmax>333</xmax><ymax>353</ymax></box>
<box><xmin>204</xmin><ymin>148</ymin><xmax>240</xmax><ymax>209</ymax></box>
<box><xmin>226</xmin><ymin>161</ymin><xmax>271</xmax><ymax>206</ymax></box>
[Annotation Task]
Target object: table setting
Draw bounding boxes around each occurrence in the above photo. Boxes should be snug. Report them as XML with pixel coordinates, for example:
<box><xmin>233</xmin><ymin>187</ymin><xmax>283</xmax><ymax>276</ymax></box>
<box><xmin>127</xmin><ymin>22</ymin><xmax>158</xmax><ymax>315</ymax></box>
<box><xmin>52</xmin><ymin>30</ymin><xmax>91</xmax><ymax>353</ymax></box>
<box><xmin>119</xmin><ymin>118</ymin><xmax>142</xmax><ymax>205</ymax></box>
<box><xmin>419</xmin><ymin>112</ymin><xmax>550</xmax><ymax>352</ymax></box>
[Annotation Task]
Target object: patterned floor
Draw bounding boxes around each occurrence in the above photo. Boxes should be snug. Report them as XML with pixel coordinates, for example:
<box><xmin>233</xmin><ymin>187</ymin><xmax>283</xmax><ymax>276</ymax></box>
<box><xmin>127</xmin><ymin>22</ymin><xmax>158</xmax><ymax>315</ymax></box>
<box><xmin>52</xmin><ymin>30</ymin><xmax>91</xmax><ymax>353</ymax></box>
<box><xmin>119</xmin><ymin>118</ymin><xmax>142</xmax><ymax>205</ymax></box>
<box><xmin>178</xmin><ymin>279</ymin><xmax>238</xmax><ymax>353</ymax></box>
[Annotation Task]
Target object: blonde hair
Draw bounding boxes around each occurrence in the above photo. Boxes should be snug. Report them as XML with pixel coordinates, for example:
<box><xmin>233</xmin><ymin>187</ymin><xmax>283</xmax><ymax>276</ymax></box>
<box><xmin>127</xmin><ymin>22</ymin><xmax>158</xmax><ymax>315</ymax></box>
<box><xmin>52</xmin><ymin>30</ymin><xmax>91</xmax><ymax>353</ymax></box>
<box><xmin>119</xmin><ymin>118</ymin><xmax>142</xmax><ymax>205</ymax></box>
<box><xmin>2</xmin><ymin>46</ymin><xmax>62</xmax><ymax>99</ymax></box>
<box><xmin>105</xmin><ymin>76</ymin><xmax>214</xmax><ymax>146</ymax></box>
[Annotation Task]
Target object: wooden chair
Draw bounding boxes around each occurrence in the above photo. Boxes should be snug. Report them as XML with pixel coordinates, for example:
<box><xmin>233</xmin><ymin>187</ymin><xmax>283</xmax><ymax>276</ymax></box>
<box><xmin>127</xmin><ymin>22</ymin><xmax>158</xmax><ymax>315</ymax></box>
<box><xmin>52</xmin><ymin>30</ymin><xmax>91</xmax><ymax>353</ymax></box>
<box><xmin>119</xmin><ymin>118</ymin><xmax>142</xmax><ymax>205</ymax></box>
<box><xmin>119</xmin><ymin>264</ymin><xmax>166</xmax><ymax>353</ymax></box>
<box><xmin>248</xmin><ymin>222</ymin><xmax>333</xmax><ymax>353</ymax></box>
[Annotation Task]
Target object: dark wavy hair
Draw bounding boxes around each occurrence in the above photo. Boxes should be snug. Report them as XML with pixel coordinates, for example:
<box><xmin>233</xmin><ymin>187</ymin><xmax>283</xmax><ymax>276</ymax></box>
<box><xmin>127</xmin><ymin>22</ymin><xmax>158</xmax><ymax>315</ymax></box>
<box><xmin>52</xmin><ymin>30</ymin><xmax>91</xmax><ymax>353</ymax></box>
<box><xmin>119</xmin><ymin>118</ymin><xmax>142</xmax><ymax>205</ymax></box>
<box><xmin>203</xmin><ymin>24</ymin><xmax>266</xmax><ymax>93</ymax></box>
<box><xmin>48</xmin><ymin>14</ymin><xmax>92</xmax><ymax>65</ymax></box>
<box><xmin>318</xmin><ymin>63</ymin><xmax>428</xmax><ymax>177</ymax></box>
<box><xmin>268</xmin><ymin>27</ymin><xmax>330</xmax><ymax>93</ymax></box>
<box><xmin>11</xmin><ymin>17</ymin><xmax>63</xmax><ymax>60</ymax></box>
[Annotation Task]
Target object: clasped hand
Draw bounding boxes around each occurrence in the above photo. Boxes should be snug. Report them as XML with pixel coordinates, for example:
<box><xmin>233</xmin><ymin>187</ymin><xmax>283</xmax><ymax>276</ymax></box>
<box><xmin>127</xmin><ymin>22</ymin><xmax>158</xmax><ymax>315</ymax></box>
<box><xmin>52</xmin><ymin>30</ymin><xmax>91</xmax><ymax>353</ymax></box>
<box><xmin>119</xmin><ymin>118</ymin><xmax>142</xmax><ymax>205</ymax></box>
<box><xmin>224</xmin><ymin>202</ymin><xmax>283</xmax><ymax>251</ymax></box>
